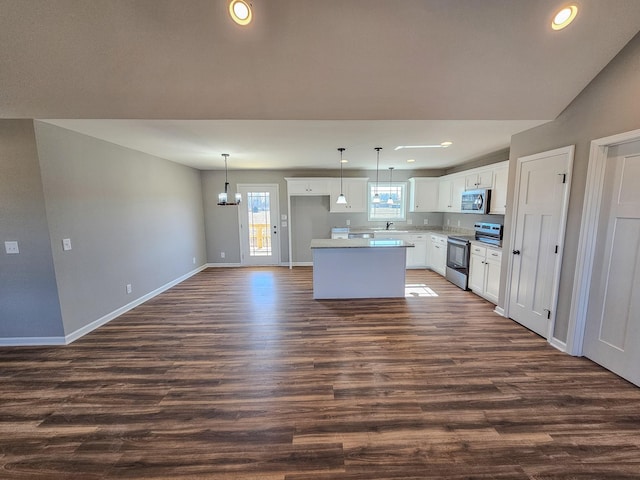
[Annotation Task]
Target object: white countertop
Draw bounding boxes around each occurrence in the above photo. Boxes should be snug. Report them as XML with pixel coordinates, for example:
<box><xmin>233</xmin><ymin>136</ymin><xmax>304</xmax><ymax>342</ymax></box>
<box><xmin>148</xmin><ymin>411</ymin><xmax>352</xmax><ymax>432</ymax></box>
<box><xmin>311</xmin><ymin>238</ymin><xmax>414</xmax><ymax>249</ymax></box>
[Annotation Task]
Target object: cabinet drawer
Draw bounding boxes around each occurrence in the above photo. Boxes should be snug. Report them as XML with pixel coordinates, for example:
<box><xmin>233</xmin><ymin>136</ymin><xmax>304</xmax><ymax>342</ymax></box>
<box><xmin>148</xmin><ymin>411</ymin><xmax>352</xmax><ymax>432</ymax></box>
<box><xmin>486</xmin><ymin>249</ymin><xmax>502</xmax><ymax>262</ymax></box>
<box><xmin>471</xmin><ymin>244</ymin><xmax>486</xmax><ymax>256</ymax></box>
<box><xmin>431</xmin><ymin>235</ymin><xmax>447</xmax><ymax>246</ymax></box>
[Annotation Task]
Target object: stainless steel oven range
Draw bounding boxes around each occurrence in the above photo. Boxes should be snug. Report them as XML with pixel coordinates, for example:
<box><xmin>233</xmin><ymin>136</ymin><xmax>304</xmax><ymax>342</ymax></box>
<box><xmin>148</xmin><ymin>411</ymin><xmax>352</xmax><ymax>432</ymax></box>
<box><xmin>445</xmin><ymin>222</ymin><xmax>504</xmax><ymax>290</ymax></box>
<box><xmin>445</xmin><ymin>235</ymin><xmax>473</xmax><ymax>290</ymax></box>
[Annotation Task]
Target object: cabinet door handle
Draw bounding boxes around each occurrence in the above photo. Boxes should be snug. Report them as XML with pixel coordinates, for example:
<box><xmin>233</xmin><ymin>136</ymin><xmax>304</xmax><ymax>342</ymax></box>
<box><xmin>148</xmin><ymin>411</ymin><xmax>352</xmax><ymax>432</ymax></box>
<box><xmin>513</xmin><ymin>250</ymin><xmax>521</xmax><ymax>255</ymax></box>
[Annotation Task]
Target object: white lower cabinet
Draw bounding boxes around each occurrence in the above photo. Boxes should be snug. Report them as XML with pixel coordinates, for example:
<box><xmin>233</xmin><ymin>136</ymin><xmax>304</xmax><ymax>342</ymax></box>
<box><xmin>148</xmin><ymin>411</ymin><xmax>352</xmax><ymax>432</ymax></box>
<box><xmin>406</xmin><ymin>234</ymin><xmax>428</xmax><ymax>268</ymax></box>
<box><xmin>373</xmin><ymin>232</ymin><xmax>428</xmax><ymax>269</ymax></box>
<box><xmin>429</xmin><ymin>234</ymin><xmax>447</xmax><ymax>276</ymax></box>
<box><xmin>468</xmin><ymin>243</ymin><xmax>502</xmax><ymax>304</ymax></box>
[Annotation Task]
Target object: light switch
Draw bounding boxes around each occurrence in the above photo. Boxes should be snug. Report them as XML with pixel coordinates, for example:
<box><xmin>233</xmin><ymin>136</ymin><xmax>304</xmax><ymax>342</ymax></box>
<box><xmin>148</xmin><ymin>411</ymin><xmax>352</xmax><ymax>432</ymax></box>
<box><xmin>281</xmin><ymin>214</ymin><xmax>287</xmax><ymax>221</ymax></box>
<box><xmin>62</xmin><ymin>238</ymin><xmax>72</xmax><ymax>251</ymax></box>
<box><xmin>4</xmin><ymin>241</ymin><xmax>19</xmax><ymax>254</ymax></box>
<box><xmin>281</xmin><ymin>221</ymin><xmax>288</xmax><ymax>228</ymax></box>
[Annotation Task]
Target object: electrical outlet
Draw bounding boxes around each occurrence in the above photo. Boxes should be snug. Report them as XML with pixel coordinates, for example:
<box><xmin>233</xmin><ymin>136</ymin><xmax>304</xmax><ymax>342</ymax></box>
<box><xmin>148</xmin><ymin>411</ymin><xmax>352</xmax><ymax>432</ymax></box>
<box><xmin>346</xmin><ymin>219</ymin><xmax>350</xmax><ymax>226</ymax></box>
<box><xmin>62</xmin><ymin>238</ymin><xmax>72</xmax><ymax>251</ymax></box>
<box><xmin>126</xmin><ymin>284</ymin><xmax>132</xmax><ymax>294</ymax></box>
<box><xmin>192</xmin><ymin>256</ymin><xmax>196</xmax><ymax>265</ymax></box>
<box><xmin>423</xmin><ymin>219</ymin><xmax>429</xmax><ymax>225</ymax></box>
<box><xmin>4</xmin><ymin>241</ymin><xmax>19</xmax><ymax>254</ymax></box>
<box><xmin>447</xmin><ymin>219</ymin><xmax>450</xmax><ymax>225</ymax></box>
<box><xmin>457</xmin><ymin>220</ymin><xmax>461</xmax><ymax>227</ymax></box>
<box><xmin>407</xmin><ymin>219</ymin><xmax>413</xmax><ymax>225</ymax></box>
<box><xmin>221</xmin><ymin>252</ymin><xmax>225</xmax><ymax>259</ymax></box>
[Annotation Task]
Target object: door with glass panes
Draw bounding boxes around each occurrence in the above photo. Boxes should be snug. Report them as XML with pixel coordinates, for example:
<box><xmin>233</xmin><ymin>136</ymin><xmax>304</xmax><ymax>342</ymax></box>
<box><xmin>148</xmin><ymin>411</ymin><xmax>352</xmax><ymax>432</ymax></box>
<box><xmin>237</xmin><ymin>184</ymin><xmax>281</xmax><ymax>266</ymax></box>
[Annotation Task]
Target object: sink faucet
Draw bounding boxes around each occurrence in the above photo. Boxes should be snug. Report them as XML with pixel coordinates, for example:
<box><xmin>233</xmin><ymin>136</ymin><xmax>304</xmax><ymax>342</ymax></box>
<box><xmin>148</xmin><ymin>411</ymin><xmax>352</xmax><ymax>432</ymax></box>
<box><xmin>386</xmin><ymin>221</ymin><xmax>394</xmax><ymax>230</ymax></box>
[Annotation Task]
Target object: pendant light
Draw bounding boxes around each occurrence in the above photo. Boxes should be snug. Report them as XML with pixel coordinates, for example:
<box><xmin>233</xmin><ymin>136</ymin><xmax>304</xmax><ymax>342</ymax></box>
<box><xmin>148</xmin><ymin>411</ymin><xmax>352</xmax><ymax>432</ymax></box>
<box><xmin>217</xmin><ymin>154</ymin><xmax>242</xmax><ymax>206</ymax></box>
<box><xmin>387</xmin><ymin>167</ymin><xmax>394</xmax><ymax>205</ymax></box>
<box><xmin>373</xmin><ymin>147</ymin><xmax>382</xmax><ymax>204</ymax></box>
<box><xmin>336</xmin><ymin>147</ymin><xmax>347</xmax><ymax>205</ymax></box>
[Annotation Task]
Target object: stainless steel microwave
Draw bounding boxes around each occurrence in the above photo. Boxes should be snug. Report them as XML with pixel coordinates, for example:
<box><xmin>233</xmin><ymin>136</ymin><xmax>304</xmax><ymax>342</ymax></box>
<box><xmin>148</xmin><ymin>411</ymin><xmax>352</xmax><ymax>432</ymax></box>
<box><xmin>460</xmin><ymin>189</ymin><xmax>491</xmax><ymax>214</ymax></box>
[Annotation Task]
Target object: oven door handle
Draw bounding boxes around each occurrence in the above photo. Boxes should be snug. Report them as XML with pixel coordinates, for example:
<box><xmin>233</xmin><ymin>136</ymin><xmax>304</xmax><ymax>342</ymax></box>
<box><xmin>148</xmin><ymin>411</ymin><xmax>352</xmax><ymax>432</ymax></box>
<box><xmin>447</xmin><ymin>238</ymin><xmax>470</xmax><ymax>247</ymax></box>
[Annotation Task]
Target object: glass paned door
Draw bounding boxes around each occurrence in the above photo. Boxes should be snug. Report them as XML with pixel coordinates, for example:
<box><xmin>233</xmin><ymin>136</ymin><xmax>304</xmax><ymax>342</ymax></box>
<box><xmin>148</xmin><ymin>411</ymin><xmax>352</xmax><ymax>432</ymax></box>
<box><xmin>238</xmin><ymin>184</ymin><xmax>281</xmax><ymax>265</ymax></box>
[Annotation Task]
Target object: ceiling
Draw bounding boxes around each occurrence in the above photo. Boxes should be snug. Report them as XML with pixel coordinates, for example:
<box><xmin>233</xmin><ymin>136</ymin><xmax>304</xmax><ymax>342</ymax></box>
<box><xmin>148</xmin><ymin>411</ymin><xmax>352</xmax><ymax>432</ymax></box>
<box><xmin>3</xmin><ymin>0</ymin><xmax>640</xmax><ymax>170</ymax></box>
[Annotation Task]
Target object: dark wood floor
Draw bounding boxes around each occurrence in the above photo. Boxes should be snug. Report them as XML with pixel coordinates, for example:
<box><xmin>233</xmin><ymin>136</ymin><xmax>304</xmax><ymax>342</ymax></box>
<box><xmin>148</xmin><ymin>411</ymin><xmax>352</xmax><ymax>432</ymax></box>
<box><xmin>1</xmin><ymin>267</ymin><xmax>640</xmax><ymax>479</ymax></box>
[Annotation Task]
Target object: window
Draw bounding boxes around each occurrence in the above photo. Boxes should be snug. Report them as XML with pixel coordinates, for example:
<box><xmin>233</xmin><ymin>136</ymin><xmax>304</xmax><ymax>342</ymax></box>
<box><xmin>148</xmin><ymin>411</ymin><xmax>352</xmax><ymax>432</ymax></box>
<box><xmin>368</xmin><ymin>182</ymin><xmax>407</xmax><ymax>221</ymax></box>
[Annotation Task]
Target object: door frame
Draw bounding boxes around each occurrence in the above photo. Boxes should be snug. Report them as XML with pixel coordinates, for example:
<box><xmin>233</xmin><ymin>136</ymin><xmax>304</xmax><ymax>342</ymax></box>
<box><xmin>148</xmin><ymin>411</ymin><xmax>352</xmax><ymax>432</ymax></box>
<box><xmin>236</xmin><ymin>183</ymin><xmax>281</xmax><ymax>266</ymax></box>
<box><xmin>503</xmin><ymin>145</ymin><xmax>574</xmax><ymax>348</ymax></box>
<box><xmin>566</xmin><ymin>128</ymin><xmax>640</xmax><ymax>356</ymax></box>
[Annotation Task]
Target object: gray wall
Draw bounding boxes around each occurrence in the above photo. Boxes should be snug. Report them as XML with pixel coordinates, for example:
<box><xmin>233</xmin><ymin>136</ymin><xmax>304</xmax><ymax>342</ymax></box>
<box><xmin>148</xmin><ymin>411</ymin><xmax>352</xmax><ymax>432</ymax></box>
<box><xmin>444</xmin><ymin>212</ymin><xmax>505</xmax><ymax>231</ymax></box>
<box><xmin>202</xmin><ymin>168</ymin><xmax>446</xmax><ymax>264</ymax></box>
<box><xmin>34</xmin><ymin>122</ymin><xmax>207</xmax><ymax>335</ymax></box>
<box><xmin>0</xmin><ymin>120</ymin><xmax>64</xmax><ymax>338</ymax></box>
<box><xmin>291</xmin><ymin>196</ymin><xmax>333</xmax><ymax>263</ymax></box>
<box><xmin>503</xmin><ymin>31</ymin><xmax>640</xmax><ymax>343</ymax></box>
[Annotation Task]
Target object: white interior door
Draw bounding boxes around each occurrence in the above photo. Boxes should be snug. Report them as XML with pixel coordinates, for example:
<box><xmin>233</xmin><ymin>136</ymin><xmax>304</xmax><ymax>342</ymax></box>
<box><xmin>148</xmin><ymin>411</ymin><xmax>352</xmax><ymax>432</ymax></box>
<box><xmin>583</xmin><ymin>140</ymin><xmax>640</xmax><ymax>386</ymax></box>
<box><xmin>238</xmin><ymin>184</ymin><xmax>281</xmax><ymax>266</ymax></box>
<box><xmin>508</xmin><ymin>147</ymin><xmax>572</xmax><ymax>338</ymax></box>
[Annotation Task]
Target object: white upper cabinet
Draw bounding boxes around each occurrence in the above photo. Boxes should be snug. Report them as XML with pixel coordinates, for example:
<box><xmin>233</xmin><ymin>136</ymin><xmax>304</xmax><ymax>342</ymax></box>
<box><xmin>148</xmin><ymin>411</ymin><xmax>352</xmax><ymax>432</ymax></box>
<box><xmin>329</xmin><ymin>178</ymin><xmax>369</xmax><ymax>212</ymax></box>
<box><xmin>489</xmin><ymin>161</ymin><xmax>509</xmax><ymax>215</ymax></box>
<box><xmin>438</xmin><ymin>175</ymin><xmax>466</xmax><ymax>212</ymax></box>
<box><xmin>409</xmin><ymin>178</ymin><xmax>439</xmax><ymax>212</ymax></box>
<box><xmin>286</xmin><ymin>178</ymin><xmax>333</xmax><ymax>196</ymax></box>
<box><xmin>465</xmin><ymin>169</ymin><xmax>494</xmax><ymax>190</ymax></box>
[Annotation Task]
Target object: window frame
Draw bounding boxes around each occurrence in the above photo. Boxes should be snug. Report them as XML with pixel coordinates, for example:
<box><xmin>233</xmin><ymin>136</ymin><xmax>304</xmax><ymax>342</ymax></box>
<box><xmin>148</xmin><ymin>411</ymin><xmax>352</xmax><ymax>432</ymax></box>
<box><xmin>367</xmin><ymin>181</ymin><xmax>407</xmax><ymax>222</ymax></box>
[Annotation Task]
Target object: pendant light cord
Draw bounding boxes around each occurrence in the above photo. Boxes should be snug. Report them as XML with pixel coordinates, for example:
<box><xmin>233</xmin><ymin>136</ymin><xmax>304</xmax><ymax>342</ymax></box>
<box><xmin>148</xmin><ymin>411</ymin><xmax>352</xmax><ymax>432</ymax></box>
<box><xmin>375</xmin><ymin>147</ymin><xmax>381</xmax><ymax>189</ymax></box>
<box><xmin>223</xmin><ymin>153</ymin><xmax>230</xmax><ymax>193</ymax></box>
<box><xmin>338</xmin><ymin>148</ymin><xmax>345</xmax><ymax>193</ymax></box>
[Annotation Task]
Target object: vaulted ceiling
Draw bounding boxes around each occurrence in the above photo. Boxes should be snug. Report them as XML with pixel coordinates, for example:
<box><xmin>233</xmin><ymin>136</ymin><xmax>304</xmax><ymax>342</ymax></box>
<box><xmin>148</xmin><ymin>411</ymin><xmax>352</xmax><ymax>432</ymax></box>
<box><xmin>2</xmin><ymin>0</ymin><xmax>640</xmax><ymax>170</ymax></box>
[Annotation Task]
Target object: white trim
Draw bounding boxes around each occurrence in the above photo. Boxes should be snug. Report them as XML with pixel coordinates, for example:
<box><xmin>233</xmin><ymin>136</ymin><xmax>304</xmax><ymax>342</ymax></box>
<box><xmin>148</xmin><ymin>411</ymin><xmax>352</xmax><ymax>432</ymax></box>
<box><xmin>504</xmin><ymin>145</ymin><xmax>574</xmax><ymax>345</ymax></box>
<box><xmin>549</xmin><ymin>336</ymin><xmax>568</xmax><ymax>353</ymax></box>
<box><xmin>0</xmin><ymin>265</ymin><xmax>207</xmax><ymax>347</ymax></box>
<box><xmin>206</xmin><ymin>262</ymin><xmax>243</xmax><ymax>268</ymax></box>
<box><xmin>493</xmin><ymin>306</ymin><xmax>505</xmax><ymax>317</ymax></box>
<box><xmin>0</xmin><ymin>336</ymin><xmax>67</xmax><ymax>346</ymax></box>
<box><xmin>237</xmin><ymin>183</ymin><xmax>282</xmax><ymax>267</ymax></box>
<box><xmin>566</xmin><ymin>128</ymin><xmax>640</xmax><ymax>356</ymax></box>
<box><xmin>292</xmin><ymin>261</ymin><xmax>313</xmax><ymax>267</ymax></box>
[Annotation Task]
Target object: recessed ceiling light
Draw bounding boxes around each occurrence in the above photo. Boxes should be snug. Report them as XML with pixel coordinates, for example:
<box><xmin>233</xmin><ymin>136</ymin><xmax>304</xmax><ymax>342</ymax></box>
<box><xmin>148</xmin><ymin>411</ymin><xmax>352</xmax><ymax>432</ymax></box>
<box><xmin>552</xmin><ymin>5</ymin><xmax>578</xmax><ymax>30</ymax></box>
<box><xmin>229</xmin><ymin>0</ymin><xmax>252</xmax><ymax>26</ymax></box>
<box><xmin>340</xmin><ymin>159</ymin><xmax>348</xmax><ymax>163</ymax></box>
<box><xmin>406</xmin><ymin>159</ymin><xmax>416</xmax><ymax>163</ymax></box>
<box><xmin>440</xmin><ymin>141</ymin><xmax>453</xmax><ymax>147</ymax></box>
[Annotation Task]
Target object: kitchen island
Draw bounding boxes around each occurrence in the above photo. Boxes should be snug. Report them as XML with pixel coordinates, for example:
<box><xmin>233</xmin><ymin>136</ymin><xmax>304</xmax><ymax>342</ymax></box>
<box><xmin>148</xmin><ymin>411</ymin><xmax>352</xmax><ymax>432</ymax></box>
<box><xmin>310</xmin><ymin>238</ymin><xmax>414</xmax><ymax>299</ymax></box>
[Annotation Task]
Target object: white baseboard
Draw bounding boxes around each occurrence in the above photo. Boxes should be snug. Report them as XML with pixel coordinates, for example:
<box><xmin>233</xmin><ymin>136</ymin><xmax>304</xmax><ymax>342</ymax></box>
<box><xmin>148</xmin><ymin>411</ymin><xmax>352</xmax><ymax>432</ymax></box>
<box><xmin>206</xmin><ymin>262</ymin><xmax>242</xmax><ymax>268</ymax></box>
<box><xmin>0</xmin><ymin>336</ymin><xmax>67</xmax><ymax>346</ymax></box>
<box><xmin>493</xmin><ymin>306</ymin><xmax>505</xmax><ymax>317</ymax></box>
<box><xmin>292</xmin><ymin>262</ymin><xmax>313</xmax><ymax>267</ymax></box>
<box><xmin>549</xmin><ymin>336</ymin><xmax>568</xmax><ymax>353</ymax></box>
<box><xmin>0</xmin><ymin>265</ymin><xmax>207</xmax><ymax>347</ymax></box>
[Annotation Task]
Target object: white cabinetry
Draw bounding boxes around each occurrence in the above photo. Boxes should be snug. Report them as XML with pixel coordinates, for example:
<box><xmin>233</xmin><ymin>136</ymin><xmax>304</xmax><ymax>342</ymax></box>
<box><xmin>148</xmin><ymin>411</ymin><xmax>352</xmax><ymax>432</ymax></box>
<box><xmin>406</xmin><ymin>233</ymin><xmax>428</xmax><ymax>268</ymax></box>
<box><xmin>373</xmin><ymin>231</ymin><xmax>428</xmax><ymax>268</ymax></box>
<box><xmin>468</xmin><ymin>243</ymin><xmax>502</xmax><ymax>304</ymax></box>
<box><xmin>329</xmin><ymin>178</ymin><xmax>369</xmax><ymax>212</ymax></box>
<box><xmin>408</xmin><ymin>178</ymin><xmax>439</xmax><ymax>212</ymax></box>
<box><xmin>429</xmin><ymin>233</ymin><xmax>447</xmax><ymax>276</ymax></box>
<box><xmin>437</xmin><ymin>175</ymin><xmax>466</xmax><ymax>212</ymax></box>
<box><xmin>437</xmin><ymin>162</ymin><xmax>509</xmax><ymax>214</ymax></box>
<box><xmin>490</xmin><ymin>161</ymin><xmax>509</xmax><ymax>214</ymax></box>
<box><xmin>286</xmin><ymin>178</ymin><xmax>333</xmax><ymax>196</ymax></box>
<box><xmin>465</xmin><ymin>170</ymin><xmax>494</xmax><ymax>190</ymax></box>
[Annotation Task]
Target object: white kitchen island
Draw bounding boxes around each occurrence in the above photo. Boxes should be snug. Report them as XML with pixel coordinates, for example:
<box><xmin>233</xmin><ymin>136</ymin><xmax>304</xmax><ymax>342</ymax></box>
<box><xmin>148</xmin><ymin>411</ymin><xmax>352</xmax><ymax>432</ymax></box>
<box><xmin>310</xmin><ymin>238</ymin><xmax>414</xmax><ymax>299</ymax></box>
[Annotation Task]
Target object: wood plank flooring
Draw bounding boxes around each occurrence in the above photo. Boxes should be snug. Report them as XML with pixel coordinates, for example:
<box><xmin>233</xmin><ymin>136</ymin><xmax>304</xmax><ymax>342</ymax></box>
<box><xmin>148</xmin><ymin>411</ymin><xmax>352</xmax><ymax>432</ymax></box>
<box><xmin>1</xmin><ymin>267</ymin><xmax>640</xmax><ymax>479</ymax></box>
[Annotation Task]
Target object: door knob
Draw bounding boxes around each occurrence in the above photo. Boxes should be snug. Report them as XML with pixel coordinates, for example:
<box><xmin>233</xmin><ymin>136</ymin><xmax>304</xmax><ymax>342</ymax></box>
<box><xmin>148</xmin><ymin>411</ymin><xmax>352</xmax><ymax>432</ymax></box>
<box><xmin>513</xmin><ymin>250</ymin><xmax>521</xmax><ymax>255</ymax></box>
